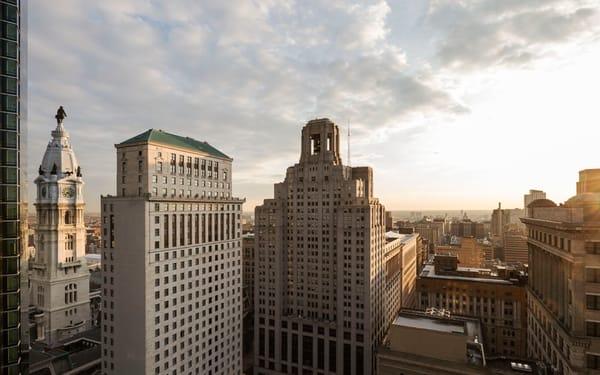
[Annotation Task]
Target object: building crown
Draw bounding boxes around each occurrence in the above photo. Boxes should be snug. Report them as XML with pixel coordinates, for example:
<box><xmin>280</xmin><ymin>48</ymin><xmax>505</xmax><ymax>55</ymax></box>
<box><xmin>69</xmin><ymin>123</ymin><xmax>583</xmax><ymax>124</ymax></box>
<box><xmin>38</xmin><ymin>110</ymin><xmax>81</xmax><ymax>180</ymax></box>
<box><xmin>299</xmin><ymin>118</ymin><xmax>341</xmax><ymax>165</ymax></box>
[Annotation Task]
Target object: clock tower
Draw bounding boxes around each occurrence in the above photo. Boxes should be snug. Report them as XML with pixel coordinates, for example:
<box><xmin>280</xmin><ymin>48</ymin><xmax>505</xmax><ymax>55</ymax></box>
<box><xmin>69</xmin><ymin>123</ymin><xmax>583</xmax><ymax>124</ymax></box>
<box><xmin>30</xmin><ymin>110</ymin><xmax>91</xmax><ymax>345</ymax></box>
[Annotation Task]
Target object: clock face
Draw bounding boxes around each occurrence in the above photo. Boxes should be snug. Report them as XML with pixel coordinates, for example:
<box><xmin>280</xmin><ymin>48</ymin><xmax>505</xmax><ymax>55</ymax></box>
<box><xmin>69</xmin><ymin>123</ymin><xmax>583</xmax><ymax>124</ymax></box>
<box><xmin>62</xmin><ymin>186</ymin><xmax>75</xmax><ymax>198</ymax></box>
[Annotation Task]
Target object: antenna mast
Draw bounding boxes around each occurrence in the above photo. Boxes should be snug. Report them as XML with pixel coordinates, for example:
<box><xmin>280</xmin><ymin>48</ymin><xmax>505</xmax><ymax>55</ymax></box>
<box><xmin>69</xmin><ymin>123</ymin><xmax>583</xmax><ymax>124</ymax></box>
<box><xmin>347</xmin><ymin>121</ymin><xmax>351</xmax><ymax>166</ymax></box>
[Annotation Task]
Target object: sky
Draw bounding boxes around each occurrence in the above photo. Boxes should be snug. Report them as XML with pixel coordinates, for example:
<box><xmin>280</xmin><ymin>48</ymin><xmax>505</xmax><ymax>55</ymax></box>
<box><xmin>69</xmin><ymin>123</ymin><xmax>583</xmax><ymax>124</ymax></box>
<box><xmin>27</xmin><ymin>0</ymin><xmax>600</xmax><ymax>213</ymax></box>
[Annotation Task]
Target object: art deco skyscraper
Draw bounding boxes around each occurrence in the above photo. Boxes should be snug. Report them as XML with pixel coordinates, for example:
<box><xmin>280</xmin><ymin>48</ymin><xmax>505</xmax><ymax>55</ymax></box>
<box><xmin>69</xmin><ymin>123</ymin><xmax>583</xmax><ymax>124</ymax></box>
<box><xmin>101</xmin><ymin>129</ymin><xmax>243</xmax><ymax>374</ymax></box>
<box><xmin>0</xmin><ymin>1</ymin><xmax>26</xmax><ymax>373</ymax></box>
<box><xmin>30</xmin><ymin>113</ymin><xmax>91</xmax><ymax>345</ymax></box>
<box><xmin>254</xmin><ymin>118</ymin><xmax>389</xmax><ymax>375</ymax></box>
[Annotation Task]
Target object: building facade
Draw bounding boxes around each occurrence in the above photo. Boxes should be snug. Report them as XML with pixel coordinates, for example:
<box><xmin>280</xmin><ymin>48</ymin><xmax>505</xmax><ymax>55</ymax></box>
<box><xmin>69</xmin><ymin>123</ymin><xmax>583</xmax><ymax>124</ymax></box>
<box><xmin>253</xmin><ymin>118</ymin><xmax>389</xmax><ymax>375</ymax></box>
<box><xmin>417</xmin><ymin>254</ymin><xmax>528</xmax><ymax>358</ymax></box>
<box><xmin>435</xmin><ymin>237</ymin><xmax>486</xmax><ymax>268</ymax></box>
<box><xmin>100</xmin><ymin>129</ymin><xmax>243</xmax><ymax>374</ymax></box>
<box><xmin>522</xmin><ymin>170</ymin><xmax>600</xmax><ymax>374</ymax></box>
<box><xmin>0</xmin><ymin>1</ymin><xmax>26</xmax><ymax>372</ymax></box>
<box><xmin>29</xmin><ymin>114</ymin><xmax>91</xmax><ymax>345</ymax></box>
<box><xmin>383</xmin><ymin>232</ymin><xmax>418</xmax><ymax>318</ymax></box>
<box><xmin>502</xmin><ymin>229</ymin><xmax>528</xmax><ymax>264</ymax></box>
<box><xmin>243</xmin><ymin>233</ymin><xmax>255</xmax><ymax>317</ymax></box>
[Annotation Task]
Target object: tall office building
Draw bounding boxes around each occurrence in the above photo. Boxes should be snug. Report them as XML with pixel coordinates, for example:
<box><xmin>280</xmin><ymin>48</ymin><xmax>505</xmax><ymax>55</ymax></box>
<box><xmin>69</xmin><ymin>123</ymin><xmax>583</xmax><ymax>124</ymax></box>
<box><xmin>29</xmin><ymin>113</ymin><xmax>91</xmax><ymax>344</ymax></box>
<box><xmin>100</xmin><ymin>129</ymin><xmax>243</xmax><ymax>374</ymax></box>
<box><xmin>0</xmin><ymin>1</ymin><xmax>26</xmax><ymax>373</ymax></box>
<box><xmin>254</xmin><ymin>118</ymin><xmax>391</xmax><ymax>375</ymax></box>
<box><xmin>523</xmin><ymin>170</ymin><xmax>600</xmax><ymax>374</ymax></box>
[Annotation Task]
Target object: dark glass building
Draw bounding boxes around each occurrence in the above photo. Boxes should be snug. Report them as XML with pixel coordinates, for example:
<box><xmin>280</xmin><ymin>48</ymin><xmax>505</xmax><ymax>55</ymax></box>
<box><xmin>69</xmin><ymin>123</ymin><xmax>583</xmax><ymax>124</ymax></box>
<box><xmin>0</xmin><ymin>1</ymin><xmax>25</xmax><ymax>374</ymax></box>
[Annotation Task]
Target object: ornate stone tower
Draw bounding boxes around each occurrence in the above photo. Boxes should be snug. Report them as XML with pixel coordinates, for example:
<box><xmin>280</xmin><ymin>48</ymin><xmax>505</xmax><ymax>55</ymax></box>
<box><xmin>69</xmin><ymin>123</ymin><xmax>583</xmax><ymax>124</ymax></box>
<box><xmin>29</xmin><ymin>109</ymin><xmax>90</xmax><ymax>345</ymax></box>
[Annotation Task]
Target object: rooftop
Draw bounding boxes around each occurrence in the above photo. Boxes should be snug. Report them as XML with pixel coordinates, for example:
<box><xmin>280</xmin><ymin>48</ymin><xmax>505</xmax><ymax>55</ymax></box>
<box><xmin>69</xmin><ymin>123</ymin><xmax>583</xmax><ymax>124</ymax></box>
<box><xmin>392</xmin><ymin>314</ymin><xmax>466</xmax><ymax>334</ymax></box>
<box><xmin>117</xmin><ymin>129</ymin><xmax>231</xmax><ymax>160</ymax></box>
<box><xmin>421</xmin><ymin>264</ymin><xmax>514</xmax><ymax>285</ymax></box>
<box><xmin>385</xmin><ymin>231</ymin><xmax>418</xmax><ymax>244</ymax></box>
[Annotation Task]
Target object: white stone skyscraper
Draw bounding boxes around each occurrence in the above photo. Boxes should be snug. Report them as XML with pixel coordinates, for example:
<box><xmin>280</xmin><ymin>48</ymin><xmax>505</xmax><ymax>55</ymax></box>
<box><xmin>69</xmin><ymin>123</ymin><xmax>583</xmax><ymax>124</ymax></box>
<box><xmin>30</xmin><ymin>111</ymin><xmax>91</xmax><ymax>345</ymax></box>
<box><xmin>100</xmin><ymin>129</ymin><xmax>243</xmax><ymax>374</ymax></box>
<box><xmin>254</xmin><ymin>118</ymin><xmax>390</xmax><ymax>375</ymax></box>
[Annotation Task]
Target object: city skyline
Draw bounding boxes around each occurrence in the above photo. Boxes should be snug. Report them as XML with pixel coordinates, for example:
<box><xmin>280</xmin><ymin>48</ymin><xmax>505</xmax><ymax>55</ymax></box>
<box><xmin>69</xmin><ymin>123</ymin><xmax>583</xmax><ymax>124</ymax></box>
<box><xmin>26</xmin><ymin>1</ymin><xmax>600</xmax><ymax>212</ymax></box>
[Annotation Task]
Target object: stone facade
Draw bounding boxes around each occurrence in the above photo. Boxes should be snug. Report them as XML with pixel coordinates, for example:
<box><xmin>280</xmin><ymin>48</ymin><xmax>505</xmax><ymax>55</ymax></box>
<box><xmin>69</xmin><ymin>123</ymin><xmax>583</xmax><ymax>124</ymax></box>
<box><xmin>30</xmin><ymin>118</ymin><xmax>91</xmax><ymax>345</ymax></box>
<box><xmin>100</xmin><ymin>129</ymin><xmax>243</xmax><ymax>374</ymax></box>
<box><xmin>522</xmin><ymin>170</ymin><xmax>600</xmax><ymax>374</ymax></box>
<box><xmin>253</xmin><ymin>118</ymin><xmax>393</xmax><ymax>375</ymax></box>
<box><xmin>417</xmin><ymin>254</ymin><xmax>528</xmax><ymax>358</ymax></box>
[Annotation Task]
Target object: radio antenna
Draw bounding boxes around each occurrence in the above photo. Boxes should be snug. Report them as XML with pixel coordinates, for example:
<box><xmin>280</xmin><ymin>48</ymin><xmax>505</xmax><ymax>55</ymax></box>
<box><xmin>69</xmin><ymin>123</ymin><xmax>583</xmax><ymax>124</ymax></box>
<box><xmin>347</xmin><ymin>120</ymin><xmax>351</xmax><ymax>166</ymax></box>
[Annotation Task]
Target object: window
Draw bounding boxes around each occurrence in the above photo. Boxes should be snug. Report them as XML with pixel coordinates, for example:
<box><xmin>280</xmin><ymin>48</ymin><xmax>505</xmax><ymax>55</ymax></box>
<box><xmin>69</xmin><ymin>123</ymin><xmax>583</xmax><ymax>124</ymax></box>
<box><xmin>588</xmin><ymin>354</ymin><xmax>600</xmax><ymax>369</ymax></box>
<box><xmin>65</xmin><ymin>234</ymin><xmax>74</xmax><ymax>251</ymax></box>
<box><xmin>587</xmin><ymin>242</ymin><xmax>600</xmax><ymax>255</ymax></box>
<box><xmin>588</xmin><ymin>295</ymin><xmax>600</xmax><ymax>310</ymax></box>
<box><xmin>64</xmin><ymin>210</ymin><xmax>74</xmax><ymax>224</ymax></box>
<box><xmin>587</xmin><ymin>321</ymin><xmax>600</xmax><ymax>337</ymax></box>
<box><xmin>152</xmin><ymin>175</ymin><xmax>158</xmax><ymax>183</ymax></box>
<box><xmin>310</xmin><ymin>134</ymin><xmax>321</xmax><ymax>154</ymax></box>
<box><xmin>587</xmin><ymin>268</ymin><xmax>600</xmax><ymax>283</ymax></box>
<box><xmin>64</xmin><ymin>283</ymin><xmax>78</xmax><ymax>304</ymax></box>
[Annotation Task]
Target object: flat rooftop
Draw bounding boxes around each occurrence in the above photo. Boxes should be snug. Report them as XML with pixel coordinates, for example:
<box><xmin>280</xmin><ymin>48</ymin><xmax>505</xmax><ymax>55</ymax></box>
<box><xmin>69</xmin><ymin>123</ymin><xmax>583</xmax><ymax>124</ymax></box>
<box><xmin>393</xmin><ymin>314</ymin><xmax>465</xmax><ymax>334</ymax></box>
<box><xmin>385</xmin><ymin>231</ymin><xmax>418</xmax><ymax>244</ymax></box>
<box><xmin>420</xmin><ymin>264</ymin><xmax>513</xmax><ymax>285</ymax></box>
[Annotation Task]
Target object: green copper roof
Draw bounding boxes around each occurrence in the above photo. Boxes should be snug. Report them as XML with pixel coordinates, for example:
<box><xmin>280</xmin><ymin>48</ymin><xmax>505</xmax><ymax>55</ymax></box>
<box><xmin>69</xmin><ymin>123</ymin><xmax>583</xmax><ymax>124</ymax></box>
<box><xmin>118</xmin><ymin>129</ymin><xmax>231</xmax><ymax>159</ymax></box>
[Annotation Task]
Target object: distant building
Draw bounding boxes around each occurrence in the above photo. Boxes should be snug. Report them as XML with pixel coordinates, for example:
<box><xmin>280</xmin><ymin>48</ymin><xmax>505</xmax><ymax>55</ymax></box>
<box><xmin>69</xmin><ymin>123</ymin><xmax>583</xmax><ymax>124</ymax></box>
<box><xmin>523</xmin><ymin>189</ymin><xmax>546</xmax><ymax>216</ymax></box>
<box><xmin>502</xmin><ymin>228</ymin><xmax>528</xmax><ymax>264</ymax></box>
<box><xmin>29</xmin><ymin>115</ymin><xmax>91</xmax><ymax>345</ymax></box>
<box><xmin>417</xmin><ymin>254</ymin><xmax>528</xmax><ymax>358</ymax></box>
<box><xmin>254</xmin><ymin>118</ymin><xmax>392</xmax><ymax>375</ymax></box>
<box><xmin>385</xmin><ymin>211</ymin><xmax>394</xmax><ymax>231</ymax></box>
<box><xmin>100</xmin><ymin>129</ymin><xmax>243</xmax><ymax>374</ymax></box>
<box><xmin>522</xmin><ymin>170</ymin><xmax>600</xmax><ymax>373</ymax></box>
<box><xmin>435</xmin><ymin>237</ymin><xmax>486</xmax><ymax>268</ymax></box>
<box><xmin>491</xmin><ymin>202</ymin><xmax>528</xmax><ymax>264</ymax></box>
<box><xmin>450</xmin><ymin>219</ymin><xmax>485</xmax><ymax>239</ymax></box>
<box><xmin>401</xmin><ymin>218</ymin><xmax>445</xmax><ymax>251</ymax></box>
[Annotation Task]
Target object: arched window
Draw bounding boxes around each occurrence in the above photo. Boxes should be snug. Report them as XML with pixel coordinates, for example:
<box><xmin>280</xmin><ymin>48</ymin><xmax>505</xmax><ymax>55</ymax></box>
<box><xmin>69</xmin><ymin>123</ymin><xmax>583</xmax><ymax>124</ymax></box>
<box><xmin>64</xmin><ymin>210</ymin><xmax>73</xmax><ymax>224</ymax></box>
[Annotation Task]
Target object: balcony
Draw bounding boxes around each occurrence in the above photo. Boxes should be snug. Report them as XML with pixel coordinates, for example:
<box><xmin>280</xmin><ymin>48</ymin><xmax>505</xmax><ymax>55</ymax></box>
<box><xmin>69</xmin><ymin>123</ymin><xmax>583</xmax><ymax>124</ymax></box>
<box><xmin>30</xmin><ymin>262</ymin><xmax>47</xmax><ymax>271</ymax></box>
<box><xmin>58</xmin><ymin>259</ymin><xmax>82</xmax><ymax>269</ymax></box>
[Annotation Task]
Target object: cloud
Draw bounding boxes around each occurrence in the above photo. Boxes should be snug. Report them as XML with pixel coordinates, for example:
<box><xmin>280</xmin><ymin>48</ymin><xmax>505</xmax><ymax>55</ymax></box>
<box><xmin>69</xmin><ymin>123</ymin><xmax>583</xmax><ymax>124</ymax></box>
<box><xmin>428</xmin><ymin>0</ymin><xmax>600</xmax><ymax>70</ymax></box>
<box><xmin>28</xmin><ymin>0</ymin><xmax>469</xmax><ymax>211</ymax></box>
<box><xmin>27</xmin><ymin>0</ymin><xmax>600</xmax><ymax>211</ymax></box>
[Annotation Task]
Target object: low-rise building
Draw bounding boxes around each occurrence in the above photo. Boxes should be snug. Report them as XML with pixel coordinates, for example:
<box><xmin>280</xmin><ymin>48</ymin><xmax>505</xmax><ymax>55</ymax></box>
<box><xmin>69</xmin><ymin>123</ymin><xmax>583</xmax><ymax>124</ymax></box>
<box><xmin>377</xmin><ymin>309</ymin><xmax>486</xmax><ymax>375</ymax></box>
<box><xmin>417</xmin><ymin>254</ymin><xmax>528</xmax><ymax>358</ymax></box>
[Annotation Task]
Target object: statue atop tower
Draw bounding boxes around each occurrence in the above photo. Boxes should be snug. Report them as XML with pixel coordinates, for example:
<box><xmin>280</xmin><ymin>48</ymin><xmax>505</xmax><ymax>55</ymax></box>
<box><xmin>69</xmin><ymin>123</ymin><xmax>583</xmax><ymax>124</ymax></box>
<box><xmin>55</xmin><ymin>105</ymin><xmax>67</xmax><ymax>124</ymax></box>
